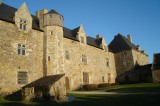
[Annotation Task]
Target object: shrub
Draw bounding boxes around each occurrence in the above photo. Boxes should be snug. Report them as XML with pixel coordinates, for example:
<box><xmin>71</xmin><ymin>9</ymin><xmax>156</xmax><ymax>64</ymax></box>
<box><xmin>98</xmin><ymin>83</ymin><xmax>111</xmax><ymax>88</ymax></box>
<box><xmin>83</xmin><ymin>84</ymin><xmax>98</xmax><ymax>90</ymax></box>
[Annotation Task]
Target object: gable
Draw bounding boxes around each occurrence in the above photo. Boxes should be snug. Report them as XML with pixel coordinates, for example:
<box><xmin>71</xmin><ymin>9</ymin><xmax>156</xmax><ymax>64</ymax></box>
<box><xmin>108</xmin><ymin>34</ymin><xmax>137</xmax><ymax>53</ymax></box>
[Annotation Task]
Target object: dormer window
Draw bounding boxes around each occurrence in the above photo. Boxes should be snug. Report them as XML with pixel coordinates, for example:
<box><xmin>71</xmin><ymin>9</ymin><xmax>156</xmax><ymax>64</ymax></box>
<box><xmin>20</xmin><ymin>19</ymin><xmax>27</xmax><ymax>31</ymax></box>
<box><xmin>80</xmin><ymin>36</ymin><xmax>85</xmax><ymax>44</ymax></box>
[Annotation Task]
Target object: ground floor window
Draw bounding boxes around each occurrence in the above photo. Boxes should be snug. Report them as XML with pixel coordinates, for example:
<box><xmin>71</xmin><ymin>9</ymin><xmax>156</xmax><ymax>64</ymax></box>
<box><xmin>107</xmin><ymin>73</ymin><xmax>111</xmax><ymax>83</ymax></box>
<box><xmin>102</xmin><ymin>76</ymin><xmax>105</xmax><ymax>83</ymax></box>
<box><xmin>83</xmin><ymin>72</ymin><xmax>89</xmax><ymax>84</ymax></box>
<box><xmin>17</xmin><ymin>72</ymin><xmax>28</xmax><ymax>84</ymax></box>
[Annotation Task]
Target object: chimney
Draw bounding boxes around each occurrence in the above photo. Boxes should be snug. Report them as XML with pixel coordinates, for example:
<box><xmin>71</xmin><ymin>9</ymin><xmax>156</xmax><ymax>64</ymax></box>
<box><xmin>0</xmin><ymin>0</ymin><xmax>2</xmax><ymax>5</ymax></box>
<box><xmin>137</xmin><ymin>45</ymin><xmax>141</xmax><ymax>51</ymax></box>
<box><xmin>96</xmin><ymin>34</ymin><xmax>103</xmax><ymax>39</ymax></box>
<box><xmin>127</xmin><ymin>34</ymin><xmax>132</xmax><ymax>43</ymax></box>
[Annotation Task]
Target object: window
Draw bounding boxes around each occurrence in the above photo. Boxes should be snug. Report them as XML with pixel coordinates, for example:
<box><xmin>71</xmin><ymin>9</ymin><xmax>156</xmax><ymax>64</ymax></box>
<box><xmin>107</xmin><ymin>73</ymin><xmax>111</xmax><ymax>83</ymax></box>
<box><xmin>105</xmin><ymin>58</ymin><xmax>109</xmax><ymax>67</ymax></box>
<box><xmin>17</xmin><ymin>44</ymin><xmax>26</xmax><ymax>55</ymax></box>
<box><xmin>102</xmin><ymin>76</ymin><xmax>105</xmax><ymax>83</ymax></box>
<box><xmin>17</xmin><ymin>72</ymin><xmax>28</xmax><ymax>84</ymax></box>
<box><xmin>48</xmin><ymin>56</ymin><xmax>50</xmax><ymax>61</ymax></box>
<box><xmin>82</xmin><ymin>54</ymin><xmax>87</xmax><ymax>63</ymax></box>
<box><xmin>83</xmin><ymin>72</ymin><xmax>89</xmax><ymax>84</ymax></box>
<box><xmin>122</xmin><ymin>51</ymin><xmax>127</xmax><ymax>56</ymax></box>
<box><xmin>50</xmin><ymin>14</ymin><xmax>52</xmax><ymax>18</ymax></box>
<box><xmin>65</xmin><ymin>50</ymin><xmax>70</xmax><ymax>60</ymax></box>
<box><xmin>80</xmin><ymin>36</ymin><xmax>84</xmax><ymax>44</ymax></box>
<box><xmin>20</xmin><ymin>19</ymin><xmax>27</xmax><ymax>31</ymax></box>
<box><xmin>51</xmin><ymin>31</ymin><xmax>53</xmax><ymax>35</ymax></box>
<box><xmin>104</xmin><ymin>46</ymin><xmax>108</xmax><ymax>52</ymax></box>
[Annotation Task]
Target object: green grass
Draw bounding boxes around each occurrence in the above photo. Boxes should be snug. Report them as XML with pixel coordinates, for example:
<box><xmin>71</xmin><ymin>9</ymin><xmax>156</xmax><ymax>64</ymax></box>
<box><xmin>0</xmin><ymin>83</ymin><xmax>160</xmax><ymax>106</ymax></box>
<box><xmin>100</xmin><ymin>83</ymin><xmax>160</xmax><ymax>93</ymax></box>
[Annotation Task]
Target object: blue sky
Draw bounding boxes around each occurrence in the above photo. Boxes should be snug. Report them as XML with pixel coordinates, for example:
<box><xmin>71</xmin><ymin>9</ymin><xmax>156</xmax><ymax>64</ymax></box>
<box><xmin>2</xmin><ymin>0</ymin><xmax>160</xmax><ymax>63</ymax></box>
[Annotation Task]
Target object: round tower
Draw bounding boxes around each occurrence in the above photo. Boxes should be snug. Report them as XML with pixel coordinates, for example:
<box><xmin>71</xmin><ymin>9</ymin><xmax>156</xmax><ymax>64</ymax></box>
<box><xmin>42</xmin><ymin>9</ymin><xmax>65</xmax><ymax>76</ymax></box>
<box><xmin>43</xmin><ymin>9</ymin><xmax>63</xmax><ymax>27</ymax></box>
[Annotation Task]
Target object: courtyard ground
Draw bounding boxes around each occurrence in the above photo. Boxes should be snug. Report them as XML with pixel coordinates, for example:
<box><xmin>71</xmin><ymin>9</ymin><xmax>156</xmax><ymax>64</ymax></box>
<box><xmin>0</xmin><ymin>83</ymin><xmax>160</xmax><ymax>106</ymax></box>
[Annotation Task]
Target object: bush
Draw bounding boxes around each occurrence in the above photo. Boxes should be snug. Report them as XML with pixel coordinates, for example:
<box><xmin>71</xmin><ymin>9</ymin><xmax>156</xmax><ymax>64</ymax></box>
<box><xmin>83</xmin><ymin>84</ymin><xmax>98</xmax><ymax>90</ymax></box>
<box><xmin>98</xmin><ymin>83</ymin><xmax>110</xmax><ymax>88</ymax></box>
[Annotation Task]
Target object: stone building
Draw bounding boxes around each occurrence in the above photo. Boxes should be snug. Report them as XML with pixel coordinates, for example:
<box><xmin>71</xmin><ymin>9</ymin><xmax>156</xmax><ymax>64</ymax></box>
<box><xmin>108</xmin><ymin>34</ymin><xmax>148</xmax><ymax>76</ymax></box>
<box><xmin>0</xmin><ymin>2</ymin><xmax>149</xmax><ymax>101</ymax></box>
<box><xmin>0</xmin><ymin>2</ymin><xmax>118</xmax><ymax>100</ymax></box>
<box><xmin>152</xmin><ymin>53</ymin><xmax>160</xmax><ymax>82</ymax></box>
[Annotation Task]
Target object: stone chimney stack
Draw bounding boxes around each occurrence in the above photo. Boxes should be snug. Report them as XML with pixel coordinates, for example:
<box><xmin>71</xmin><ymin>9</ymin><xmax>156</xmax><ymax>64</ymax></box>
<box><xmin>36</xmin><ymin>9</ymin><xmax>48</xmax><ymax>30</ymax></box>
<box><xmin>96</xmin><ymin>34</ymin><xmax>103</xmax><ymax>39</ymax></box>
<box><xmin>137</xmin><ymin>45</ymin><xmax>141</xmax><ymax>51</ymax></box>
<box><xmin>127</xmin><ymin>34</ymin><xmax>132</xmax><ymax>43</ymax></box>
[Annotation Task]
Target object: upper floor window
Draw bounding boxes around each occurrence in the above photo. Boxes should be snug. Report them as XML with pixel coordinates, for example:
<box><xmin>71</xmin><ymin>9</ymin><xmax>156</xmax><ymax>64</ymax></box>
<box><xmin>17</xmin><ymin>72</ymin><xmax>28</xmax><ymax>84</ymax></box>
<box><xmin>105</xmin><ymin>58</ymin><xmax>109</xmax><ymax>67</ymax></box>
<box><xmin>102</xmin><ymin>76</ymin><xmax>105</xmax><ymax>83</ymax></box>
<box><xmin>65</xmin><ymin>50</ymin><xmax>70</xmax><ymax>60</ymax></box>
<box><xmin>80</xmin><ymin>36</ymin><xmax>85</xmax><ymax>44</ymax></box>
<box><xmin>18</xmin><ymin>44</ymin><xmax>26</xmax><ymax>55</ymax></box>
<box><xmin>122</xmin><ymin>51</ymin><xmax>127</xmax><ymax>56</ymax></box>
<box><xmin>20</xmin><ymin>19</ymin><xmax>27</xmax><ymax>31</ymax></box>
<box><xmin>82</xmin><ymin>54</ymin><xmax>87</xmax><ymax>63</ymax></box>
<box><xmin>107</xmin><ymin>73</ymin><xmax>111</xmax><ymax>83</ymax></box>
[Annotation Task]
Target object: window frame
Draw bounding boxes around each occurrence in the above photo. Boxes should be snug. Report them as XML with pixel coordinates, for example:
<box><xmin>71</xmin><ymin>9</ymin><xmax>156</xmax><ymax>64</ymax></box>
<box><xmin>17</xmin><ymin>71</ymin><xmax>28</xmax><ymax>84</ymax></box>
<box><xmin>17</xmin><ymin>44</ymin><xmax>26</xmax><ymax>56</ymax></box>
<box><xmin>20</xmin><ymin>18</ymin><xmax>27</xmax><ymax>31</ymax></box>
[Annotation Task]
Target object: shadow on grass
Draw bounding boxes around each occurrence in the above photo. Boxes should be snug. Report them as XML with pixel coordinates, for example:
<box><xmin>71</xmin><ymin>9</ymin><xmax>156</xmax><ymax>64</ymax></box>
<box><xmin>106</xmin><ymin>86</ymin><xmax>160</xmax><ymax>93</ymax></box>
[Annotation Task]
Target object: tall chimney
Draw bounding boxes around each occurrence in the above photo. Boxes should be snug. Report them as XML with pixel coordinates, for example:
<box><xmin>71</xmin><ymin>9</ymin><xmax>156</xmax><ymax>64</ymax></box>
<box><xmin>127</xmin><ymin>34</ymin><xmax>132</xmax><ymax>43</ymax></box>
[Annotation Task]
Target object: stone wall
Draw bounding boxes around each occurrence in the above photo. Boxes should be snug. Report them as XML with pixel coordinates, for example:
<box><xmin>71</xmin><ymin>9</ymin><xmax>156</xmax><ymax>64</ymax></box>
<box><xmin>115</xmin><ymin>49</ymin><xmax>149</xmax><ymax>76</ymax></box>
<box><xmin>63</xmin><ymin>38</ymin><xmax>117</xmax><ymax>90</ymax></box>
<box><xmin>0</xmin><ymin>20</ymin><xmax>44</xmax><ymax>94</ymax></box>
<box><xmin>114</xmin><ymin>50</ymin><xmax>134</xmax><ymax>76</ymax></box>
<box><xmin>152</xmin><ymin>70</ymin><xmax>160</xmax><ymax>82</ymax></box>
<box><xmin>132</xmin><ymin>49</ymin><xmax>148</xmax><ymax>66</ymax></box>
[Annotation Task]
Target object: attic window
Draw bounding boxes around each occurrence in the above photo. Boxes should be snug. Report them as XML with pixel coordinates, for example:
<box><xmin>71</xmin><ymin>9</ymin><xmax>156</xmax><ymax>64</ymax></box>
<box><xmin>80</xmin><ymin>36</ymin><xmax>85</xmax><ymax>44</ymax></box>
<box><xmin>50</xmin><ymin>14</ymin><xmax>52</xmax><ymax>18</ymax></box>
<box><xmin>20</xmin><ymin>19</ymin><xmax>27</xmax><ymax>31</ymax></box>
<box><xmin>104</xmin><ymin>46</ymin><xmax>108</xmax><ymax>52</ymax></box>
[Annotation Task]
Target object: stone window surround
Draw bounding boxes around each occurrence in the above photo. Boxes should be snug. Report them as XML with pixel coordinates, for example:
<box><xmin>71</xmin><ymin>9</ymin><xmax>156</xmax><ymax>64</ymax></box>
<box><xmin>107</xmin><ymin>73</ymin><xmax>111</xmax><ymax>83</ymax></box>
<box><xmin>83</xmin><ymin>72</ymin><xmax>89</xmax><ymax>84</ymax></box>
<box><xmin>17</xmin><ymin>71</ymin><xmax>28</xmax><ymax>84</ymax></box>
<box><xmin>20</xmin><ymin>18</ymin><xmax>27</xmax><ymax>31</ymax></box>
<box><xmin>105</xmin><ymin>57</ymin><xmax>109</xmax><ymax>67</ymax></box>
<box><xmin>80</xmin><ymin>36</ymin><xmax>85</xmax><ymax>44</ymax></box>
<box><xmin>82</xmin><ymin>54</ymin><xmax>87</xmax><ymax>63</ymax></box>
<box><xmin>18</xmin><ymin>43</ymin><xmax>26</xmax><ymax>56</ymax></box>
<box><xmin>65</xmin><ymin>50</ymin><xmax>70</xmax><ymax>60</ymax></box>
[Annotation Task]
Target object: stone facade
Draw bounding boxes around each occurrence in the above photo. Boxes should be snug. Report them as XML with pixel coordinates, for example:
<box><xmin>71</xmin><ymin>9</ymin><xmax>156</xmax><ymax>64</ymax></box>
<box><xmin>115</xmin><ymin>49</ymin><xmax>148</xmax><ymax>76</ymax></box>
<box><xmin>0</xmin><ymin>2</ymin><xmax>150</xmax><ymax>101</ymax></box>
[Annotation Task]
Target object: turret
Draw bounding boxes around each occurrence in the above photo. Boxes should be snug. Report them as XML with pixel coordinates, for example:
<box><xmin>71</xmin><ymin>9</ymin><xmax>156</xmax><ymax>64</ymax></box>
<box><xmin>43</xmin><ymin>9</ymin><xmax>63</xmax><ymax>27</ymax></box>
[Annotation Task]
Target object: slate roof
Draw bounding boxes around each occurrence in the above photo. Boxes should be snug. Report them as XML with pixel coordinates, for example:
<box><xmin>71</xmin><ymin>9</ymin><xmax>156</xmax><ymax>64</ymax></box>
<box><xmin>154</xmin><ymin>53</ymin><xmax>160</xmax><ymax>64</ymax></box>
<box><xmin>108</xmin><ymin>33</ymin><xmax>137</xmax><ymax>53</ymax></box>
<box><xmin>22</xmin><ymin>74</ymin><xmax>64</xmax><ymax>88</ymax></box>
<box><xmin>0</xmin><ymin>3</ymin><xmax>103</xmax><ymax>49</ymax></box>
<box><xmin>63</xmin><ymin>27</ymin><xmax>103</xmax><ymax>49</ymax></box>
<box><xmin>47</xmin><ymin>9</ymin><xmax>61</xmax><ymax>15</ymax></box>
<box><xmin>0</xmin><ymin>3</ymin><xmax>42</xmax><ymax>31</ymax></box>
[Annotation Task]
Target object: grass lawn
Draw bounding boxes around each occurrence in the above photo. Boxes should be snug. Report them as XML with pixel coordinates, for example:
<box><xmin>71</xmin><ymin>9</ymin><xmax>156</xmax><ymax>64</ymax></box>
<box><xmin>100</xmin><ymin>83</ymin><xmax>160</xmax><ymax>93</ymax></box>
<box><xmin>0</xmin><ymin>83</ymin><xmax>160</xmax><ymax>106</ymax></box>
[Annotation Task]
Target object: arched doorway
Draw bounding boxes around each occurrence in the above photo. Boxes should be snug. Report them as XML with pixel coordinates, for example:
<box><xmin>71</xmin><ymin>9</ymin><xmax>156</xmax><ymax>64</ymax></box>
<box><xmin>65</xmin><ymin>77</ymin><xmax>70</xmax><ymax>92</ymax></box>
